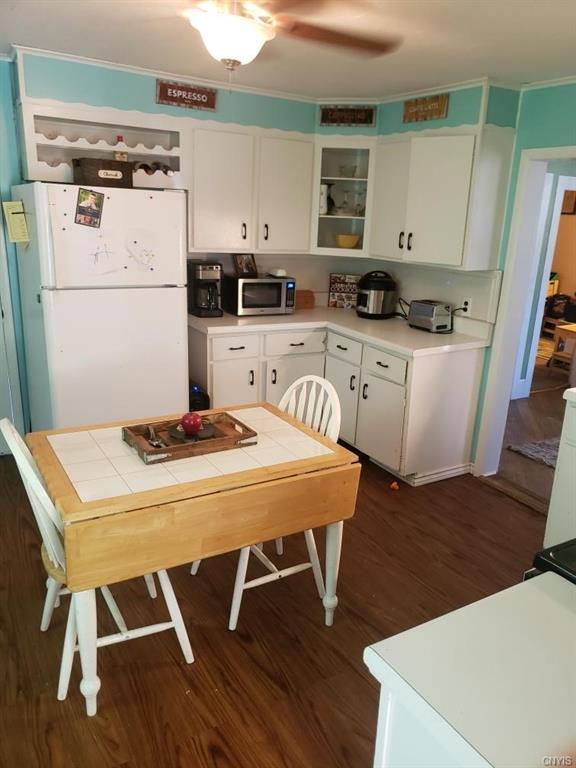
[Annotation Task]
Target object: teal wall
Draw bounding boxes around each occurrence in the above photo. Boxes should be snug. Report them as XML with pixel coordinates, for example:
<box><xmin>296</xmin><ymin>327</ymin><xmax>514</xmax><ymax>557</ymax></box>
<box><xmin>486</xmin><ymin>86</ymin><xmax>519</xmax><ymax>128</ymax></box>
<box><xmin>0</xmin><ymin>60</ymin><xmax>27</xmax><ymax>427</ymax></box>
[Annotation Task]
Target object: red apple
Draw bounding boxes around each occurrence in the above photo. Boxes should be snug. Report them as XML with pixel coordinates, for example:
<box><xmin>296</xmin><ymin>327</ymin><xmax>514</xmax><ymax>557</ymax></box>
<box><xmin>181</xmin><ymin>411</ymin><xmax>203</xmax><ymax>436</ymax></box>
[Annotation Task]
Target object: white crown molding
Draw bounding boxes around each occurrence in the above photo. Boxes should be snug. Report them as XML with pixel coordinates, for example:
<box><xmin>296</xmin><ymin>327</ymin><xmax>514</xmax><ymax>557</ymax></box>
<box><xmin>376</xmin><ymin>77</ymin><xmax>489</xmax><ymax>104</ymax></box>
<box><xmin>521</xmin><ymin>74</ymin><xmax>576</xmax><ymax>91</ymax></box>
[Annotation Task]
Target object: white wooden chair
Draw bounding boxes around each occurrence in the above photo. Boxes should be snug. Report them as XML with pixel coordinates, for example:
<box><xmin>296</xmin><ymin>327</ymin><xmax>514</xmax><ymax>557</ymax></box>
<box><xmin>191</xmin><ymin>375</ymin><xmax>341</xmax><ymax>630</ymax></box>
<box><xmin>0</xmin><ymin>418</ymin><xmax>194</xmax><ymax>716</ymax></box>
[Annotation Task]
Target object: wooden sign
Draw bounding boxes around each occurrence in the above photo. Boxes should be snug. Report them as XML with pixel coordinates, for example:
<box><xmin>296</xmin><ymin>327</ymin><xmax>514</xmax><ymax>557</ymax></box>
<box><xmin>320</xmin><ymin>105</ymin><xmax>376</xmax><ymax>127</ymax></box>
<box><xmin>156</xmin><ymin>79</ymin><xmax>217</xmax><ymax>111</ymax></box>
<box><xmin>403</xmin><ymin>94</ymin><xmax>449</xmax><ymax>123</ymax></box>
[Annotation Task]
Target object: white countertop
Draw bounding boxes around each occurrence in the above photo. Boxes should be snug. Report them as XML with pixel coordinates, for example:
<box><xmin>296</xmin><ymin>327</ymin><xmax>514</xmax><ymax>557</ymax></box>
<box><xmin>364</xmin><ymin>573</ymin><xmax>576</xmax><ymax>768</ymax></box>
<box><xmin>188</xmin><ymin>309</ymin><xmax>489</xmax><ymax>358</ymax></box>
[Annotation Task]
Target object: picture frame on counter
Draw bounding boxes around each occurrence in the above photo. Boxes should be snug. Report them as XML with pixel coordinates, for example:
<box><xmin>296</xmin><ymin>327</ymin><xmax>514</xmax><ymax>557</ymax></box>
<box><xmin>233</xmin><ymin>253</ymin><xmax>258</xmax><ymax>277</ymax></box>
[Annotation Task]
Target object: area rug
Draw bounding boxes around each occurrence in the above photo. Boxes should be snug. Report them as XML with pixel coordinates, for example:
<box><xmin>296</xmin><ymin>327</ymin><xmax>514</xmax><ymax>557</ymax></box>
<box><xmin>507</xmin><ymin>437</ymin><xmax>560</xmax><ymax>468</ymax></box>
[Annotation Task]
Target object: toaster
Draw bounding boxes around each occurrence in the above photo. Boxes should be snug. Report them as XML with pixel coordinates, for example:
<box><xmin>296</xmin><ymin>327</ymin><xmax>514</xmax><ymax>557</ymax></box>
<box><xmin>408</xmin><ymin>300</ymin><xmax>453</xmax><ymax>333</ymax></box>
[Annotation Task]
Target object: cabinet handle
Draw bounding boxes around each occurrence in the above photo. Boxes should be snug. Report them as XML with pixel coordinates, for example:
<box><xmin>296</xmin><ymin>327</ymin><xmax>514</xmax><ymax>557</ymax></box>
<box><xmin>289</xmin><ymin>342</ymin><xmax>305</xmax><ymax>347</ymax></box>
<box><xmin>241</xmin><ymin>223</ymin><xmax>247</xmax><ymax>240</ymax></box>
<box><xmin>376</xmin><ymin>361</ymin><xmax>389</xmax><ymax>369</ymax></box>
<box><xmin>264</xmin><ymin>224</ymin><xmax>269</xmax><ymax>241</ymax></box>
<box><xmin>336</xmin><ymin>344</ymin><xmax>348</xmax><ymax>351</ymax></box>
<box><xmin>228</xmin><ymin>345</ymin><xmax>246</xmax><ymax>351</ymax></box>
<box><xmin>398</xmin><ymin>231</ymin><xmax>405</xmax><ymax>249</ymax></box>
<box><xmin>249</xmin><ymin>370</ymin><xmax>255</xmax><ymax>386</ymax></box>
<box><xmin>271</xmin><ymin>368</ymin><xmax>277</xmax><ymax>384</ymax></box>
<box><xmin>349</xmin><ymin>375</ymin><xmax>356</xmax><ymax>391</ymax></box>
<box><xmin>407</xmin><ymin>232</ymin><xmax>413</xmax><ymax>251</ymax></box>
<box><xmin>362</xmin><ymin>383</ymin><xmax>368</xmax><ymax>400</ymax></box>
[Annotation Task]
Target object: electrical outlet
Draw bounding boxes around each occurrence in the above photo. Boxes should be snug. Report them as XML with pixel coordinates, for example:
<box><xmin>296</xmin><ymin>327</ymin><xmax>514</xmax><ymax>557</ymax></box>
<box><xmin>462</xmin><ymin>298</ymin><xmax>472</xmax><ymax>314</ymax></box>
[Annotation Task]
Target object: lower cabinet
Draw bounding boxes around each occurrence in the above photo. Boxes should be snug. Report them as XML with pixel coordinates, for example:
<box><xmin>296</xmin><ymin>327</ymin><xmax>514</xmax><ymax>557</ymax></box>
<box><xmin>211</xmin><ymin>358</ymin><xmax>259</xmax><ymax>407</ymax></box>
<box><xmin>324</xmin><ymin>355</ymin><xmax>360</xmax><ymax>444</ymax></box>
<box><xmin>355</xmin><ymin>372</ymin><xmax>405</xmax><ymax>471</ymax></box>
<box><xmin>265</xmin><ymin>353</ymin><xmax>325</xmax><ymax>406</ymax></box>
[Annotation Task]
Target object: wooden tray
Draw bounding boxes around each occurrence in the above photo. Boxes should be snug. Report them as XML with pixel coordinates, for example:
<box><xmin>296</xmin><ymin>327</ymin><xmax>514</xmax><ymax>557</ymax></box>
<box><xmin>122</xmin><ymin>412</ymin><xmax>257</xmax><ymax>465</ymax></box>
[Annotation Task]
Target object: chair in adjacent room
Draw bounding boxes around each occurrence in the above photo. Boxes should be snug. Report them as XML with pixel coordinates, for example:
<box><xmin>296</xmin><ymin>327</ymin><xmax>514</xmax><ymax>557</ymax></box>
<box><xmin>190</xmin><ymin>375</ymin><xmax>342</xmax><ymax>630</ymax></box>
<box><xmin>0</xmin><ymin>418</ymin><xmax>194</xmax><ymax>716</ymax></box>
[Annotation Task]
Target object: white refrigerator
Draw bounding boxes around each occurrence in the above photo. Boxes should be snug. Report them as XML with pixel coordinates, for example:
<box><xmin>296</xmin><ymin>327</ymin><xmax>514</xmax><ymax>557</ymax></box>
<box><xmin>14</xmin><ymin>182</ymin><xmax>188</xmax><ymax>430</ymax></box>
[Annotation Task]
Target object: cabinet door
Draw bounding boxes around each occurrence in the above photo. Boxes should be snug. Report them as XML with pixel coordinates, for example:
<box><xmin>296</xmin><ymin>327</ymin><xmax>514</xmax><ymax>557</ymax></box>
<box><xmin>324</xmin><ymin>355</ymin><xmax>360</xmax><ymax>445</ymax></box>
<box><xmin>355</xmin><ymin>372</ymin><xmax>405</xmax><ymax>471</ymax></box>
<box><xmin>371</xmin><ymin>142</ymin><xmax>411</xmax><ymax>259</ymax></box>
<box><xmin>265</xmin><ymin>353</ymin><xmax>325</xmax><ymax>406</ymax></box>
<box><xmin>212</xmin><ymin>358</ymin><xmax>259</xmax><ymax>408</ymax></box>
<box><xmin>257</xmin><ymin>138</ymin><xmax>314</xmax><ymax>251</ymax></box>
<box><xmin>404</xmin><ymin>135</ymin><xmax>475</xmax><ymax>266</ymax></box>
<box><xmin>193</xmin><ymin>130</ymin><xmax>254</xmax><ymax>250</ymax></box>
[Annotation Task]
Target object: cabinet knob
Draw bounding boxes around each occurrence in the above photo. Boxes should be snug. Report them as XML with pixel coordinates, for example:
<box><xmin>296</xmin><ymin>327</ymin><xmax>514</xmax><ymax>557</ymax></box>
<box><xmin>271</xmin><ymin>368</ymin><xmax>277</xmax><ymax>384</ymax></box>
<box><xmin>249</xmin><ymin>370</ymin><xmax>255</xmax><ymax>385</ymax></box>
<box><xmin>398</xmin><ymin>231</ymin><xmax>405</xmax><ymax>249</ymax></box>
<box><xmin>362</xmin><ymin>383</ymin><xmax>368</xmax><ymax>400</ymax></box>
<box><xmin>407</xmin><ymin>232</ymin><xmax>413</xmax><ymax>251</ymax></box>
<box><xmin>264</xmin><ymin>224</ymin><xmax>269</xmax><ymax>241</ymax></box>
<box><xmin>349</xmin><ymin>375</ymin><xmax>356</xmax><ymax>391</ymax></box>
<box><xmin>241</xmin><ymin>223</ymin><xmax>247</xmax><ymax>240</ymax></box>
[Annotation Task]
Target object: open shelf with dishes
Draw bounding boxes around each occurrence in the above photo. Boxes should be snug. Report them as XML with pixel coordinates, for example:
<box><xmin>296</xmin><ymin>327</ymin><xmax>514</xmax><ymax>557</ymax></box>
<box><xmin>313</xmin><ymin>144</ymin><xmax>372</xmax><ymax>253</ymax></box>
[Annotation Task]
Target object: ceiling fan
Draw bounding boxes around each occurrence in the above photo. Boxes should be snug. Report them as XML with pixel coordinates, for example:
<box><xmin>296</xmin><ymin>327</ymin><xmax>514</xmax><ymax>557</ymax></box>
<box><xmin>185</xmin><ymin>0</ymin><xmax>401</xmax><ymax>71</ymax></box>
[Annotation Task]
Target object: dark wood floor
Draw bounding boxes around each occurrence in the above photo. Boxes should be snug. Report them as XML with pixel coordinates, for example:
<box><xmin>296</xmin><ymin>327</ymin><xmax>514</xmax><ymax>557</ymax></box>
<box><xmin>0</xmin><ymin>453</ymin><xmax>545</xmax><ymax>768</ymax></box>
<box><xmin>489</xmin><ymin>352</ymin><xmax>567</xmax><ymax>513</ymax></box>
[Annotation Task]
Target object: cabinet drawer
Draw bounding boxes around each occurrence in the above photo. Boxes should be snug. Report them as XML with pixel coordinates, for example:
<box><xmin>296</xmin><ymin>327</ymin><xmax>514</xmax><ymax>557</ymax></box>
<box><xmin>363</xmin><ymin>346</ymin><xmax>407</xmax><ymax>385</ymax></box>
<box><xmin>264</xmin><ymin>330</ymin><xmax>325</xmax><ymax>356</ymax></box>
<box><xmin>212</xmin><ymin>334</ymin><xmax>259</xmax><ymax>361</ymax></box>
<box><xmin>326</xmin><ymin>332</ymin><xmax>362</xmax><ymax>366</ymax></box>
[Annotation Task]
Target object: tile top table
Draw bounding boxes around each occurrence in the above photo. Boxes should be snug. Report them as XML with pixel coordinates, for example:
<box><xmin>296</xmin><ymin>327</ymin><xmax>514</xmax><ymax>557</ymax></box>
<box><xmin>46</xmin><ymin>406</ymin><xmax>334</xmax><ymax>503</ymax></box>
<box><xmin>27</xmin><ymin>403</ymin><xmax>361</xmax><ymax>619</ymax></box>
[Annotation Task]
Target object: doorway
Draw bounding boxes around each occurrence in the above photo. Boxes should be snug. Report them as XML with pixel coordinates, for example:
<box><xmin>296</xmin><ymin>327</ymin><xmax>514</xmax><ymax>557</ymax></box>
<box><xmin>476</xmin><ymin>157</ymin><xmax>576</xmax><ymax>511</ymax></box>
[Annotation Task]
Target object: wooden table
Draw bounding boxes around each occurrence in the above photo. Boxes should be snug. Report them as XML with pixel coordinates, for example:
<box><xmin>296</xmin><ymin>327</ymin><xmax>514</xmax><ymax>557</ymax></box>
<box><xmin>27</xmin><ymin>402</ymin><xmax>360</xmax><ymax>618</ymax></box>
<box><xmin>551</xmin><ymin>321</ymin><xmax>576</xmax><ymax>365</ymax></box>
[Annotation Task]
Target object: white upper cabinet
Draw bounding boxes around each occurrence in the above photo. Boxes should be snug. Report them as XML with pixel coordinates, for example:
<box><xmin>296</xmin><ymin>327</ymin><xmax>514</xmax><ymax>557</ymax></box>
<box><xmin>192</xmin><ymin>130</ymin><xmax>255</xmax><ymax>251</ymax></box>
<box><xmin>403</xmin><ymin>135</ymin><xmax>475</xmax><ymax>266</ymax></box>
<box><xmin>370</xmin><ymin>131</ymin><xmax>512</xmax><ymax>270</ymax></box>
<box><xmin>371</xmin><ymin>142</ymin><xmax>411</xmax><ymax>260</ymax></box>
<box><xmin>257</xmin><ymin>137</ymin><xmax>314</xmax><ymax>252</ymax></box>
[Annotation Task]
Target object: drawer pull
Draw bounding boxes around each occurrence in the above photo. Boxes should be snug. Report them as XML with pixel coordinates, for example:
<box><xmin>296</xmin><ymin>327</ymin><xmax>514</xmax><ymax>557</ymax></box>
<box><xmin>228</xmin><ymin>345</ymin><xmax>246</xmax><ymax>351</ymax></box>
<box><xmin>249</xmin><ymin>370</ymin><xmax>255</xmax><ymax>386</ymax></box>
<box><xmin>376</xmin><ymin>361</ymin><xmax>389</xmax><ymax>369</ymax></box>
<box><xmin>407</xmin><ymin>232</ymin><xmax>413</xmax><ymax>251</ymax></box>
<box><xmin>336</xmin><ymin>344</ymin><xmax>348</xmax><ymax>351</ymax></box>
<box><xmin>289</xmin><ymin>342</ymin><xmax>305</xmax><ymax>347</ymax></box>
<box><xmin>349</xmin><ymin>375</ymin><xmax>356</xmax><ymax>391</ymax></box>
<box><xmin>264</xmin><ymin>224</ymin><xmax>269</xmax><ymax>241</ymax></box>
<box><xmin>241</xmin><ymin>222</ymin><xmax>247</xmax><ymax>240</ymax></box>
<box><xmin>362</xmin><ymin>383</ymin><xmax>368</xmax><ymax>400</ymax></box>
<box><xmin>398</xmin><ymin>231</ymin><xmax>405</xmax><ymax>249</ymax></box>
<box><xmin>271</xmin><ymin>368</ymin><xmax>277</xmax><ymax>384</ymax></box>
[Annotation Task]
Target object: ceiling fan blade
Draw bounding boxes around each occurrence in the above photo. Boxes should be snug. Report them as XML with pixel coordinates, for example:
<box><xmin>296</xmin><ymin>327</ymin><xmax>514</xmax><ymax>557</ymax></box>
<box><xmin>275</xmin><ymin>17</ymin><xmax>401</xmax><ymax>55</ymax></box>
<box><xmin>258</xmin><ymin>0</ymin><xmax>325</xmax><ymax>13</ymax></box>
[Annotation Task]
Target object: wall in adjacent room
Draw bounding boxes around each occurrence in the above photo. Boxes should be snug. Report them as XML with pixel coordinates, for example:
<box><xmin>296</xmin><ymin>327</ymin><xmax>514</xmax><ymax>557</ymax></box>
<box><xmin>551</xmin><ymin>205</ymin><xmax>576</xmax><ymax>297</ymax></box>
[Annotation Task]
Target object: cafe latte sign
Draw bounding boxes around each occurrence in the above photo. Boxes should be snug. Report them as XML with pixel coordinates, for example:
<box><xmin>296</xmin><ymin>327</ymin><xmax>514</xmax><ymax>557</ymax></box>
<box><xmin>403</xmin><ymin>93</ymin><xmax>449</xmax><ymax>123</ymax></box>
<box><xmin>156</xmin><ymin>79</ymin><xmax>217</xmax><ymax>111</ymax></box>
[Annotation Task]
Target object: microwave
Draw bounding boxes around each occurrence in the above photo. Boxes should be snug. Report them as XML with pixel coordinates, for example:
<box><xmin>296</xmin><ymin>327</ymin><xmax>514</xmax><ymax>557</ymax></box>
<box><xmin>222</xmin><ymin>275</ymin><xmax>296</xmax><ymax>316</ymax></box>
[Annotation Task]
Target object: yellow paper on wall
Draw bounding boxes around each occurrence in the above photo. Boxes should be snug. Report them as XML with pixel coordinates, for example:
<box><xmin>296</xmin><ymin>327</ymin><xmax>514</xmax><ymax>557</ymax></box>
<box><xmin>2</xmin><ymin>201</ymin><xmax>30</xmax><ymax>243</ymax></box>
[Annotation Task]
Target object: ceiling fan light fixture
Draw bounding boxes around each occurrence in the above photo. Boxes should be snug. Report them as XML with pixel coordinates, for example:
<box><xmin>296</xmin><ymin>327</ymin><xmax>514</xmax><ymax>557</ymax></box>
<box><xmin>186</xmin><ymin>9</ymin><xmax>276</xmax><ymax>69</ymax></box>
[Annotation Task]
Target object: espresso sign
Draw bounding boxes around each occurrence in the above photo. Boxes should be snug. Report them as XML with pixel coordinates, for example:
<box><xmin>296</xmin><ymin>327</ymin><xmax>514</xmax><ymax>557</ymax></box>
<box><xmin>320</xmin><ymin>105</ymin><xmax>376</xmax><ymax>127</ymax></box>
<box><xmin>403</xmin><ymin>93</ymin><xmax>449</xmax><ymax>123</ymax></box>
<box><xmin>156</xmin><ymin>79</ymin><xmax>217</xmax><ymax>111</ymax></box>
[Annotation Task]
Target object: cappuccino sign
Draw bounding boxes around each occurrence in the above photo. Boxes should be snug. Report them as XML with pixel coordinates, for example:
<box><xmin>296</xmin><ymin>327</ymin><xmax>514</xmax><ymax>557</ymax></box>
<box><xmin>156</xmin><ymin>79</ymin><xmax>217</xmax><ymax>111</ymax></box>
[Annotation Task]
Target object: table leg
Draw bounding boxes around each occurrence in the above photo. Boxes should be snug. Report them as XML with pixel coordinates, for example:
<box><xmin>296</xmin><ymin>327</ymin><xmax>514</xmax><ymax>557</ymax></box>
<box><xmin>75</xmin><ymin>589</ymin><xmax>101</xmax><ymax>716</ymax></box>
<box><xmin>323</xmin><ymin>521</ymin><xmax>343</xmax><ymax>626</ymax></box>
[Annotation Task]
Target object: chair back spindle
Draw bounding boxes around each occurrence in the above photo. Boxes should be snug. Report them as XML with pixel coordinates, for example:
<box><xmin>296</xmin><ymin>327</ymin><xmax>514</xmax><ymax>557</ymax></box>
<box><xmin>278</xmin><ymin>376</ymin><xmax>341</xmax><ymax>441</ymax></box>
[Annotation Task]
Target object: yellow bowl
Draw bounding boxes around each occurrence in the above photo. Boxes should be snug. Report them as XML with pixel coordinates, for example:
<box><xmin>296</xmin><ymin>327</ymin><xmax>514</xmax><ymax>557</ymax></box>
<box><xmin>336</xmin><ymin>234</ymin><xmax>360</xmax><ymax>249</ymax></box>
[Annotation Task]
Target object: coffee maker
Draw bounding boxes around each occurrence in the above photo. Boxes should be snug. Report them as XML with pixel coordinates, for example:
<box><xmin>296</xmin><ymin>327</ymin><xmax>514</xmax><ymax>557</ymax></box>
<box><xmin>187</xmin><ymin>261</ymin><xmax>223</xmax><ymax>317</ymax></box>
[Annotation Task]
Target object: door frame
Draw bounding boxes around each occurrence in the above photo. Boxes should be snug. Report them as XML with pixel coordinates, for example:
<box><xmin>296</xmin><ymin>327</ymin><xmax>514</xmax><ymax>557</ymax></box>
<box><xmin>511</xmin><ymin>174</ymin><xmax>576</xmax><ymax>398</ymax></box>
<box><xmin>474</xmin><ymin>146</ymin><xmax>576</xmax><ymax>477</ymax></box>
